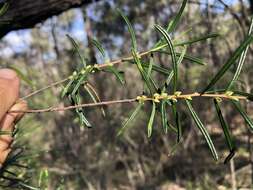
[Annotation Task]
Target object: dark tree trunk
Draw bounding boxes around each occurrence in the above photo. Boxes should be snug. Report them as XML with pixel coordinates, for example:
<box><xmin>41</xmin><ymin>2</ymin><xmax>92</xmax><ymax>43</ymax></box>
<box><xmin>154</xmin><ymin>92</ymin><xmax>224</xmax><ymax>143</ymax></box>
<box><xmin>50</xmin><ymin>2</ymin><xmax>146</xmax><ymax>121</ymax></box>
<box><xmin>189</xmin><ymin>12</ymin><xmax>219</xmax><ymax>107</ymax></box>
<box><xmin>0</xmin><ymin>0</ymin><xmax>99</xmax><ymax>38</ymax></box>
<box><xmin>249</xmin><ymin>0</ymin><xmax>253</xmax><ymax>14</ymax></box>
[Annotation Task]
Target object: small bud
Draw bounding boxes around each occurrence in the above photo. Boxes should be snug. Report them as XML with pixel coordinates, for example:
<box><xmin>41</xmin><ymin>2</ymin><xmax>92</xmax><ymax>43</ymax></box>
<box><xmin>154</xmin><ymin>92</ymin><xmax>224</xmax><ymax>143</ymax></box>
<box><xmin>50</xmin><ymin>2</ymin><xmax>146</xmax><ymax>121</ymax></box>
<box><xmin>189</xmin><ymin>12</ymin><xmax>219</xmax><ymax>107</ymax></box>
<box><xmin>72</xmin><ymin>71</ymin><xmax>77</xmax><ymax>76</ymax></box>
<box><xmin>171</xmin><ymin>98</ymin><xmax>177</xmax><ymax>102</ymax></box>
<box><xmin>185</xmin><ymin>96</ymin><xmax>192</xmax><ymax>100</ymax></box>
<box><xmin>216</xmin><ymin>97</ymin><xmax>222</xmax><ymax>103</ymax></box>
<box><xmin>230</xmin><ymin>96</ymin><xmax>239</xmax><ymax>101</ymax></box>
<box><xmin>174</xmin><ymin>91</ymin><xmax>182</xmax><ymax>96</ymax></box>
<box><xmin>225</xmin><ymin>91</ymin><xmax>234</xmax><ymax>96</ymax></box>
<box><xmin>81</xmin><ymin>69</ymin><xmax>86</xmax><ymax>74</ymax></box>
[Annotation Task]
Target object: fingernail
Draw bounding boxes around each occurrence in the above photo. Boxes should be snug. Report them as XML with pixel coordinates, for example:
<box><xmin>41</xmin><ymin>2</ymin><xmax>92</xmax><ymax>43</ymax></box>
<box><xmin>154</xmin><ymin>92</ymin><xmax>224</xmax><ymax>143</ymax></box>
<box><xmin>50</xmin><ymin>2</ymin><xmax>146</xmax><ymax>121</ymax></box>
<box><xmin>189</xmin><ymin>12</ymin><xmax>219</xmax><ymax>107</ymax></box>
<box><xmin>0</xmin><ymin>69</ymin><xmax>17</xmax><ymax>80</ymax></box>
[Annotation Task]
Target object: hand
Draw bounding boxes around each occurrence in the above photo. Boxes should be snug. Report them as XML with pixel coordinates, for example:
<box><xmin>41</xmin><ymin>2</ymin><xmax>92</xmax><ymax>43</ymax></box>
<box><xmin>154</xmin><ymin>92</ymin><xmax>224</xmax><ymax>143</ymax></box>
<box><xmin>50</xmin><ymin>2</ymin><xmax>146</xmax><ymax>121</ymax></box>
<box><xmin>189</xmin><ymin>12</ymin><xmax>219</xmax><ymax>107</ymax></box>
<box><xmin>0</xmin><ymin>69</ymin><xmax>27</xmax><ymax>166</ymax></box>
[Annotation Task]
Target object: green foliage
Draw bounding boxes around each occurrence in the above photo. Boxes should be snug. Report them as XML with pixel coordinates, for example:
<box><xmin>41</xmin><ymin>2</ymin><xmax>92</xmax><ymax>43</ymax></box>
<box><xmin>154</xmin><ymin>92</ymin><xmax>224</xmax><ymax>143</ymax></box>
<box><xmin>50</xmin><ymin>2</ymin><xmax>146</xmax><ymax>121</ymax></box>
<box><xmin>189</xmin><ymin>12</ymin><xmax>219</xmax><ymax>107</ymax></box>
<box><xmin>185</xmin><ymin>100</ymin><xmax>218</xmax><ymax>161</ymax></box>
<box><xmin>155</xmin><ymin>24</ymin><xmax>178</xmax><ymax>92</ymax></box>
<box><xmin>202</xmin><ymin>34</ymin><xmax>253</xmax><ymax>93</ymax></box>
<box><xmin>3</xmin><ymin>0</ymin><xmax>253</xmax><ymax>188</ymax></box>
<box><xmin>213</xmin><ymin>99</ymin><xmax>235</xmax><ymax>163</ymax></box>
<box><xmin>117</xmin><ymin>102</ymin><xmax>144</xmax><ymax>136</ymax></box>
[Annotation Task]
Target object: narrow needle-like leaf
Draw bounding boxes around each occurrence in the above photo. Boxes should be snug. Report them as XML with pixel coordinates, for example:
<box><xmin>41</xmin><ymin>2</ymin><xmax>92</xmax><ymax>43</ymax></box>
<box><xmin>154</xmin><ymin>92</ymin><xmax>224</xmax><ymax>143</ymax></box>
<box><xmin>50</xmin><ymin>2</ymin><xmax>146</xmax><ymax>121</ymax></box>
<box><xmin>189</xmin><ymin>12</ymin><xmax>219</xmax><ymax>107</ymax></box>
<box><xmin>227</xmin><ymin>17</ymin><xmax>253</xmax><ymax>90</ymax></box>
<box><xmin>185</xmin><ymin>100</ymin><xmax>218</xmax><ymax>161</ymax></box>
<box><xmin>161</xmin><ymin>100</ymin><xmax>168</xmax><ymax>134</ymax></box>
<box><xmin>163</xmin><ymin>46</ymin><xmax>187</xmax><ymax>92</ymax></box>
<box><xmin>232</xmin><ymin>100</ymin><xmax>253</xmax><ymax>130</ymax></box>
<box><xmin>66</xmin><ymin>34</ymin><xmax>86</xmax><ymax>67</ymax></box>
<box><xmin>117</xmin><ymin>103</ymin><xmax>143</xmax><ymax>136</ymax></box>
<box><xmin>91</xmin><ymin>38</ymin><xmax>106</xmax><ymax>58</ymax></box>
<box><xmin>0</xmin><ymin>3</ymin><xmax>9</xmax><ymax>17</ymax></box>
<box><xmin>167</xmin><ymin>0</ymin><xmax>188</xmax><ymax>33</ymax></box>
<box><xmin>214</xmin><ymin>99</ymin><xmax>235</xmax><ymax>163</ymax></box>
<box><xmin>148</xmin><ymin>101</ymin><xmax>156</xmax><ymax>138</ymax></box>
<box><xmin>155</xmin><ymin>24</ymin><xmax>178</xmax><ymax>92</ymax></box>
<box><xmin>117</xmin><ymin>9</ymin><xmax>137</xmax><ymax>51</ymax></box>
<box><xmin>172</xmin><ymin>102</ymin><xmax>182</xmax><ymax>143</ymax></box>
<box><xmin>154</xmin><ymin>0</ymin><xmax>187</xmax><ymax>48</ymax></box>
<box><xmin>202</xmin><ymin>35</ymin><xmax>253</xmax><ymax>93</ymax></box>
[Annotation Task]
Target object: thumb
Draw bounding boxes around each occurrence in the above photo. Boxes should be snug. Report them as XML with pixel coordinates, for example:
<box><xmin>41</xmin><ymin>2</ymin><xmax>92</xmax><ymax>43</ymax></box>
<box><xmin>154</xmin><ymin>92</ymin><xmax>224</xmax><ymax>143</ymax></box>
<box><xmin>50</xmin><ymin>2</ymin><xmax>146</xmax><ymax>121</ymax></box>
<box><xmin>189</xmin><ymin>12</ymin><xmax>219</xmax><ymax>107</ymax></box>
<box><xmin>0</xmin><ymin>69</ymin><xmax>20</xmax><ymax>120</ymax></box>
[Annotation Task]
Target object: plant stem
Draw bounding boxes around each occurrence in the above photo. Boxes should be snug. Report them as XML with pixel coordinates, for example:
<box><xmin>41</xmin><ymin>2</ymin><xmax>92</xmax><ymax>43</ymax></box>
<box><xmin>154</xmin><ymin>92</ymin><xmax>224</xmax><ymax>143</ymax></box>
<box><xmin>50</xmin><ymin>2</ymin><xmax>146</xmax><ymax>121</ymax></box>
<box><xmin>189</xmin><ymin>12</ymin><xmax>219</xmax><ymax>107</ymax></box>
<box><xmin>13</xmin><ymin>92</ymin><xmax>246</xmax><ymax>114</ymax></box>
<box><xmin>21</xmin><ymin>45</ymin><xmax>166</xmax><ymax>100</ymax></box>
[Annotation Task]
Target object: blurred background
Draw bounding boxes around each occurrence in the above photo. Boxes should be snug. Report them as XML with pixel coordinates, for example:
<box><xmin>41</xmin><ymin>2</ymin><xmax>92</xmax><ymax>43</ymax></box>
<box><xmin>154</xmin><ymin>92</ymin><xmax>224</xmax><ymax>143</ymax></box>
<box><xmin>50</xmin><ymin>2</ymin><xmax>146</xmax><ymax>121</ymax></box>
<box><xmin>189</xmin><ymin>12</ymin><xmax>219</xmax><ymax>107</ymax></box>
<box><xmin>1</xmin><ymin>0</ymin><xmax>253</xmax><ymax>189</ymax></box>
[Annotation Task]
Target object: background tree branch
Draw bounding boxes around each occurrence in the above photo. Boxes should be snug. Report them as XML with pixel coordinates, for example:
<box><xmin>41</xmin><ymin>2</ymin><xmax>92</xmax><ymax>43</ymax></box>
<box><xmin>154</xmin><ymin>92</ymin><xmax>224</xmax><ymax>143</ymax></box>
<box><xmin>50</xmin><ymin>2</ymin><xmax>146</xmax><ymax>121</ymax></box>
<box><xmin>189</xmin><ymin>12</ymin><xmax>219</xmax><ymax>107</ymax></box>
<box><xmin>0</xmin><ymin>0</ymin><xmax>99</xmax><ymax>38</ymax></box>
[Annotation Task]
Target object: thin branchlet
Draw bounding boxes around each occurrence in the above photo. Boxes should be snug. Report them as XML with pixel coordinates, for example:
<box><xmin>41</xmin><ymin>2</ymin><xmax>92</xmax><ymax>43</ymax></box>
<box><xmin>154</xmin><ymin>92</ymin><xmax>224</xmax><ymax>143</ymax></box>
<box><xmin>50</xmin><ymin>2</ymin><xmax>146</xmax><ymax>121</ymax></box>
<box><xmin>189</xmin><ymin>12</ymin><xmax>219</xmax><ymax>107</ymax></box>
<box><xmin>11</xmin><ymin>92</ymin><xmax>246</xmax><ymax>114</ymax></box>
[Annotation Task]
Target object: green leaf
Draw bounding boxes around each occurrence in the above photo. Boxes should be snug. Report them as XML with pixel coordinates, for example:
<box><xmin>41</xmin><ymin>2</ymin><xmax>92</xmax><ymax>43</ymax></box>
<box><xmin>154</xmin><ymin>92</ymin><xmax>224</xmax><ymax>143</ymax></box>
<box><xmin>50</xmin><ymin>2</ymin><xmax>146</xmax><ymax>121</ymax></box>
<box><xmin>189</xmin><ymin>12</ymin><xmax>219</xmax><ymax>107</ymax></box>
<box><xmin>132</xmin><ymin>50</ymin><xmax>154</xmax><ymax>93</ymax></box>
<box><xmin>174</xmin><ymin>33</ymin><xmax>220</xmax><ymax>47</ymax></box>
<box><xmin>141</xmin><ymin>62</ymin><xmax>171</xmax><ymax>76</ymax></box>
<box><xmin>185</xmin><ymin>100</ymin><xmax>218</xmax><ymax>161</ymax></box>
<box><xmin>161</xmin><ymin>100</ymin><xmax>168</xmax><ymax>134</ymax></box>
<box><xmin>232</xmin><ymin>100</ymin><xmax>253</xmax><ymax>130</ymax></box>
<box><xmin>157</xmin><ymin>50</ymin><xmax>206</xmax><ymax>65</ymax></box>
<box><xmin>233</xmin><ymin>90</ymin><xmax>253</xmax><ymax>101</ymax></box>
<box><xmin>61</xmin><ymin>77</ymin><xmax>75</xmax><ymax>98</ymax></box>
<box><xmin>105</xmin><ymin>66</ymin><xmax>125</xmax><ymax>85</ymax></box>
<box><xmin>147</xmin><ymin>55</ymin><xmax>154</xmax><ymax>80</ymax></box>
<box><xmin>172</xmin><ymin>102</ymin><xmax>182</xmax><ymax>143</ymax></box>
<box><xmin>148</xmin><ymin>101</ymin><xmax>156</xmax><ymax>138</ymax></box>
<box><xmin>84</xmin><ymin>83</ymin><xmax>106</xmax><ymax>117</ymax></box>
<box><xmin>38</xmin><ymin>169</ymin><xmax>49</xmax><ymax>188</ymax></box>
<box><xmin>71</xmin><ymin>94</ymin><xmax>92</xmax><ymax>128</ymax></box>
<box><xmin>8</xmin><ymin>66</ymin><xmax>34</xmax><ymax>87</ymax></box>
<box><xmin>66</xmin><ymin>34</ymin><xmax>86</xmax><ymax>67</ymax></box>
<box><xmin>0</xmin><ymin>3</ymin><xmax>9</xmax><ymax>17</ymax></box>
<box><xmin>117</xmin><ymin>103</ymin><xmax>143</xmax><ymax>136</ymax></box>
<box><xmin>154</xmin><ymin>0</ymin><xmax>187</xmax><ymax>48</ymax></box>
<box><xmin>167</xmin><ymin>0</ymin><xmax>188</xmax><ymax>33</ymax></box>
<box><xmin>202</xmin><ymin>35</ymin><xmax>253</xmax><ymax>93</ymax></box>
<box><xmin>155</xmin><ymin>24</ymin><xmax>178</xmax><ymax>92</ymax></box>
<box><xmin>91</xmin><ymin>38</ymin><xmax>106</xmax><ymax>58</ymax></box>
<box><xmin>214</xmin><ymin>99</ymin><xmax>235</xmax><ymax>151</ymax></box>
<box><xmin>227</xmin><ymin>17</ymin><xmax>253</xmax><ymax>90</ymax></box>
<box><xmin>160</xmin><ymin>46</ymin><xmax>187</xmax><ymax>92</ymax></box>
<box><xmin>72</xmin><ymin>74</ymin><xmax>88</xmax><ymax>96</ymax></box>
<box><xmin>117</xmin><ymin>9</ymin><xmax>137</xmax><ymax>51</ymax></box>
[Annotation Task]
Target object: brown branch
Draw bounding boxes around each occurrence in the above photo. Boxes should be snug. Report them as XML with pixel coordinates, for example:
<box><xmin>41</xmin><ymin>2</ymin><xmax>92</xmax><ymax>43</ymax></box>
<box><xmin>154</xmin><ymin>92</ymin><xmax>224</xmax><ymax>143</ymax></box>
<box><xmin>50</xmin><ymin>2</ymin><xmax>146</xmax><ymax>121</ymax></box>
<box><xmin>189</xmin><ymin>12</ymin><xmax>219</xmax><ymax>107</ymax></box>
<box><xmin>21</xmin><ymin>46</ymin><xmax>164</xmax><ymax>100</ymax></box>
<box><xmin>13</xmin><ymin>93</ymin><xmax>247</xmax><ymax>114</ymax></box>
